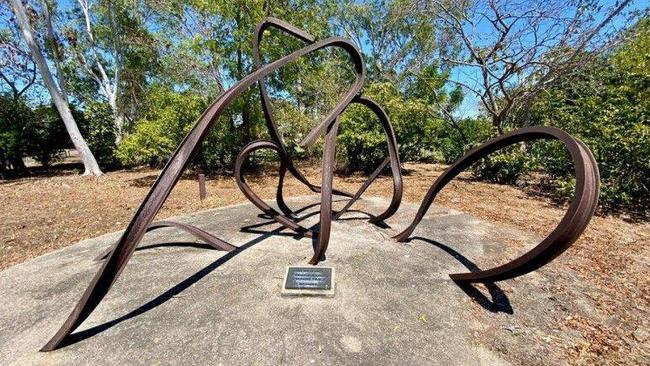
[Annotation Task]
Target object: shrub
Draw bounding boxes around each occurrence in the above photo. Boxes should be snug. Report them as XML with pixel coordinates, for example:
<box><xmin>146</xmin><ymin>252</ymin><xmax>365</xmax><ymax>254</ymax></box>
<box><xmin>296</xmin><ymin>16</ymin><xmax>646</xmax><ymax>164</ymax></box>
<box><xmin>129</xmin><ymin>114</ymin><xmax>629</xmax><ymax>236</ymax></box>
<box><xmin>116</xmin><ymin>86</ymin><xmax>263</xmax><ymax>171</ymax></box>
<box><xmin>24</xmin><ymin>104</ymin><xmax>71</xmax><ymax>167</ymax></box>
<box><xmin>528</xmin><ymin>19</ymin><xmax>650</xmax><ymax>209</ymax></box>
<box><xmin>436</xmin><ymin>117</ymin><xmax>494</xmax><ymax>163</ymax></box>
<box><xmin>338</xmin><ymin>82</ymin><xmax>442</xmax><ymax>172</ymax></box>
<box><xmin>116</xmin><ymin>86</ymin><xmax>208</xmax><ymax>167</ymax></box>
<box><xmin>471</xmin><ymin>145</ymin><xmax>529</xmax><ymax>185</ymax></box>
<box><xmin>82</xmin><ymin>101</ymin><xmax>118</xmax><ymax>167</ymax></box>
<box><xmin>0</xmin><ymin>95</ymin><xmax>32</xmax><ymax>174</ymax></box>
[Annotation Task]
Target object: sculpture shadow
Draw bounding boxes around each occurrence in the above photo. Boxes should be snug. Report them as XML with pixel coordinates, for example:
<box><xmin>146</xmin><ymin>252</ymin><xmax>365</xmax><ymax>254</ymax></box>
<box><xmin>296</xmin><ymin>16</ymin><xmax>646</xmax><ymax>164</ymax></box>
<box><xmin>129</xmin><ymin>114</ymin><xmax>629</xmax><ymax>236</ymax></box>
<box><xmin>126</xmin><ymin>241</ymin><xmax>217</xmax><ymax>253</ymax></box>
<box><xmin>244</xmin><ymin>205</ymin><xmax>382</xmax><ymax>264</ymax></box>
<box><xmin>57</xmin><ymin>226</ymin><xmax>285</xmax><ymax>348</ymax></box>
<box><xmin>410</xmin><ymin>236</ymin><xmax>513</xmax><ymax>314</ymax></box>
<box><xmin>335</xmin><ymin>210</ymin><xmax>391</xmax><ymax>229</ymax></box>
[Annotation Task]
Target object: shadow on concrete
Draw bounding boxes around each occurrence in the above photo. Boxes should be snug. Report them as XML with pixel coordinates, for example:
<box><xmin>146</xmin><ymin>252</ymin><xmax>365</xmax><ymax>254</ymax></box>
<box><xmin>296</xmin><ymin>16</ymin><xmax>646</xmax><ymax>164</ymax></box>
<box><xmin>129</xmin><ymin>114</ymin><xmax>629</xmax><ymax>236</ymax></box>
<box><xmin>335</xmin><ymin>209</ymin><xmax>391</xmax><ymax>229</ymax></box>
<box><xmin>410</xmin><ymin>236</ymin><xmax>513</xmax><ymax>314</ymax></box>
<box><xmin>133</xmin><ymin>241</ymin><xmax>220</xmax><ymax>253</ymax></box>
<box><xmin>60</xmin><ymin>200</ymin><xmax>343</xmax><ymax>347</ymax></box>
<box><xmin>59</xmin><ymin>226</ymin><xmax>286</xmax><ymax>348</ymax></box>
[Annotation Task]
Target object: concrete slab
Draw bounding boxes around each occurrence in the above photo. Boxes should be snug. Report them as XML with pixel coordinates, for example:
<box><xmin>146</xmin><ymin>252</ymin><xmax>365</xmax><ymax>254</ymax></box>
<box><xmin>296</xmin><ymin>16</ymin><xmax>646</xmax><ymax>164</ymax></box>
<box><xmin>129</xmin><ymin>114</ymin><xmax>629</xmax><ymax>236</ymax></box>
<box><xmin>0</xmin><ymin>196</ymin><xmax>548</xmax><ymax>365</ymax></box>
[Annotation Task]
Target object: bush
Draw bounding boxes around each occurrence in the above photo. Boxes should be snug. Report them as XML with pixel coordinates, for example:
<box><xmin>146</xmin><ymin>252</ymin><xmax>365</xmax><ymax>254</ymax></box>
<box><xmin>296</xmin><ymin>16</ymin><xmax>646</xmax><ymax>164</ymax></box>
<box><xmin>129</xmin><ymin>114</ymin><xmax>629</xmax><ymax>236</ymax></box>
<box><xmin>336</xmin><ymin>82</ymin><xmax>494</xmax><ymax>173</ymax></box>
<box><xmin>25</xmin><ymin>104</ymin><xmax>72</xmax><ymax>167</ymax></box>
<box><xmin>116</xmin><ymin>86</ymin><xmax>208</xmax><ymax>167</ymax></box>
<box><xmin>82</xmin><ymin>101</ymin><xmax>118</xmax><ymax>167</ymax></box>
<box><xmin>116</xmin><ymin>86</ymin><xmax>262</xmax><ymax>171</ymax></box>
<box><xmin>471</xmin><ymin>145</ymin><xmax>529</xmax><ymax>185</ymax></box>
<box><xmin>0</xmin><ymin>95</ymin><xmax>32</xmax><ymax>175</ymax></box>
<box><xmin>528</xmin><ymin>19</ymin><xmax>650</xmax><ymax>210</ymax></box>
<box><xmin>338</xmin><ymin>82</ymin><xmax>442</xmax><ymax>172</ymax></box>
<box><xmin>436</xmin><ymin>117</ymin><xmax>494</xmax><ymax>163</ymax></box>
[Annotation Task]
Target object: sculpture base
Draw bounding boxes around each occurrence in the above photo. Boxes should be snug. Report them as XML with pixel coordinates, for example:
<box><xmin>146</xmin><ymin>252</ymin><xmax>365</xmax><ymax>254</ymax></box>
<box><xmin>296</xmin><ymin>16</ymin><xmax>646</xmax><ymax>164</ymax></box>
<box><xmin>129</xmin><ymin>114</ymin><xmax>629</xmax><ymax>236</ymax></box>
<box><xmin>0</xmin><ymin>196</ymin><xmax>583</xmax><ymax>365</ymax></box>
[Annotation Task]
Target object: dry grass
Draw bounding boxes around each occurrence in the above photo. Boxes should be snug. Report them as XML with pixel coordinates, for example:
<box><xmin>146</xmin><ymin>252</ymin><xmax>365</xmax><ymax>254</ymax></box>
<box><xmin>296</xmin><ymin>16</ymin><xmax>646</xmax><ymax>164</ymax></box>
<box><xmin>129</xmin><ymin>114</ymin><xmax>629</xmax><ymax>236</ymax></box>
<box><xmin>1</xmin><ymin>162</ymin><xmax>648</xmax><ymax>364</ymax></box>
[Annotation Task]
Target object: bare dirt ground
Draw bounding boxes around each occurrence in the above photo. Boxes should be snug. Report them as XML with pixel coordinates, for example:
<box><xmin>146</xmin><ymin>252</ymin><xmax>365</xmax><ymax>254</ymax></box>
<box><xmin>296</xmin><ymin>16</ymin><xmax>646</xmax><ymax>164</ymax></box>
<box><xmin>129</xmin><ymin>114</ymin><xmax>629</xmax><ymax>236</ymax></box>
<box><xmin>1</xmin><ymin>162</ymin><xmax>648</xmax><ymax>365</ymax></box>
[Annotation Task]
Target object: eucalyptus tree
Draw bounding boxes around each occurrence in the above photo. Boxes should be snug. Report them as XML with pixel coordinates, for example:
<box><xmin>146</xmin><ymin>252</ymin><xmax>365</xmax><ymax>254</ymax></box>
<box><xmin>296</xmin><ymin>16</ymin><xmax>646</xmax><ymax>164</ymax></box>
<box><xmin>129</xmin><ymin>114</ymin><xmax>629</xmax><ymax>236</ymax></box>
<box><xmin>0</xmin><ymin>10</ymin><xmax>37</xmax><ymax>102</ymax></box>
<box><xmin>0</xmin><ymin>4</ymin><xmax>37</xmax><ymax>172</ymax></box>
<box><xmin>58</xmin><ymin>0</ymin><xmax>158</xmax><ymax>142</ymax></box>
<box><xmin>8</xmin><ymin>0</ymin><xmax>102</xmax><ymax>175</ymax></box>
<box><xmin>151</xmin><ymin>0</ymin><xmax>336</xmax><ymax>144</ymax></box>
<box><xmin>334</xmin><ymin>0</ymin><xmax>439</xmax><ymax>84</ymax></box>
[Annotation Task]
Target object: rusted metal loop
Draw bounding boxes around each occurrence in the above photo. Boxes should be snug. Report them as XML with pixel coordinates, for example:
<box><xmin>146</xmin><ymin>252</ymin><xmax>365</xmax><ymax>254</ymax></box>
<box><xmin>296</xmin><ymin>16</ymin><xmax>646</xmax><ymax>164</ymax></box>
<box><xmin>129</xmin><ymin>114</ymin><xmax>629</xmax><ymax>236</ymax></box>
<box><xmin>332</xmin><ymin>96</ymin><xmax>403</xmax><ymax>223</ymax></box>
<box><xmin>41</xmin><ymin>37</ymin><xmax>366</xmax><ymax>352</ymax></box>
<box><xmin>94</xmin><ymin>221</ymin><xmax>236</xmax><ymax>261</ymax></box>
<box><xmin>235</xmin><ymin>140</ymin><xmax>313</xmax><ymax>237</ymax></box>
<box><xmin>394</xmin><ymin>126</ymin><xmax>600</xmax><ymax>283</ymax></box>
<box><xmin>253</xmin><ymin>17</ymin><xmax>354</xmax><ymax>200</ymax></box>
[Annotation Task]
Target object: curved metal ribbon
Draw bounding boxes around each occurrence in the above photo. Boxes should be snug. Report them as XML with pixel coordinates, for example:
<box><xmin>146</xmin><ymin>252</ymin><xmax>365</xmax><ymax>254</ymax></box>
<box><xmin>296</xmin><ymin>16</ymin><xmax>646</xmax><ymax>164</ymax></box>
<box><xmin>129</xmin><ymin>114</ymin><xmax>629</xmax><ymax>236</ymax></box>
<box><xmin>309</xmin><ymin>118</ymin><xmax>340</xmax><ymax>264</ymax></box>
<box><xmin>253</xmin><ymin>17</ymin><xmax>354</xmax><ymax>202</ymax></box>
<box><xmin>332</xmin><ymin>96</ymin><xmax>403</xmax><ymax>223</ymax></box>
<box><xmin>234</xmin><ymin>140</ymin><xmax>313</xmax><ymax>237</ymax></box>
<box><xmin>253</xmin><ymin>18</ymin><xmax>403</xmax><ymax>233</ymax></box>
<box><xmin>41</xmin><ymin>36</ymin><xmax>365</xmax><ymax>352</ymax></box>
<box><xmin>394</xmin><ymin>126</ymin><xmax>600</xmax><ymax>283</ymax></box>
<box><xmin>94</xmin><ymin>221</ymin><xmax>236</xmax><ymax>261</ymax></box>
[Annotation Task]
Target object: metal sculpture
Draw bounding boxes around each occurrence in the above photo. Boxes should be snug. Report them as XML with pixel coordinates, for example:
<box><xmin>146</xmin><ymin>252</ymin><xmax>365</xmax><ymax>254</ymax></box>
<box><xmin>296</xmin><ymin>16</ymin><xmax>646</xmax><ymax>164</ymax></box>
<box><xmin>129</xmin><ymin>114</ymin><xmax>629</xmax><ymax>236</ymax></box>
<box><xmin>41</xmin><ymin>18</ymin><xmax>600</xmax><ymax>351</ymax></box>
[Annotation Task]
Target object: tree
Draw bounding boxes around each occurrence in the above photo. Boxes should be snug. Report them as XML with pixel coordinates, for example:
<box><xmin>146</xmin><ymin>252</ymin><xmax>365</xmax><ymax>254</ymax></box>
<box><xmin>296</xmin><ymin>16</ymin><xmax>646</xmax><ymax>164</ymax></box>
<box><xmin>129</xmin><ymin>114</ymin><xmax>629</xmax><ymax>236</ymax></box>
<box><xmin>334</xmin><ymin>0</ymin><xmax>472</xmax><ymax>150</ymax></box>
<box><xmin>334</xmin><ymin>0</ymin><xmax>439</xmax><ymax>84</ymax></box>
<box><xmin>61</xmin><ymin>0</ymin><xmax>157</xmax><ymax>142</ymax></box>
<box><xmin>0</xmin><ymin>94</ymin><xmax>32</xmax><ymax>176</ymax></box>
<box><xmin>9</xmin><ymin>0</ymin><xmax>102</xmax><ymax>175</ymax></box>
<box><xmin>416</xmin><ymin>0</ymin><xmax>640</xmax><ymax>132</ymax></box>
<box><xmin>0</xmin><ymin>6</ymin><xmax>37</xmax><ymax>102</ymax></box>
<box><xmin>149</xmin><ymin>0</ymin><xmax>337</xmax><ymax>148</ymax></box>
<box><xmin>67</xmin><ymin>0</ymin><xmax>125</xmax><ymax>141</ymax></box>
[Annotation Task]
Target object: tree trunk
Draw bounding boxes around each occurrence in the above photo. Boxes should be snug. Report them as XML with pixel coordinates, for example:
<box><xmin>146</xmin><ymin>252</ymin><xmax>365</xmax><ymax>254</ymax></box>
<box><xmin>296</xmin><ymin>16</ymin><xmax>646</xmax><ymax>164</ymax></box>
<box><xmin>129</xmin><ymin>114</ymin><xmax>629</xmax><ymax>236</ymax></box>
<box><xmin>10</xmin><ymin>0</ymin><xmax>102</xmax><ymax>176</ymax></box>
<box><xmin>114</xmin><ymin>113</ymin><xmax>124</xmax><ymax>144</ymax></box>
<box><xmin>234</xmin><ymin>9</ymin><xmax>251</xmax><ymax>144</ymax></box>
<box><xmin>492</xmin><ymin>115</ymin><xmax>504</xmax><ymax>135</ymax></box>
<box><xmin>109</xmin><ymin>97</ymin><xmax>124</xmax><ymax>144</ymax></box>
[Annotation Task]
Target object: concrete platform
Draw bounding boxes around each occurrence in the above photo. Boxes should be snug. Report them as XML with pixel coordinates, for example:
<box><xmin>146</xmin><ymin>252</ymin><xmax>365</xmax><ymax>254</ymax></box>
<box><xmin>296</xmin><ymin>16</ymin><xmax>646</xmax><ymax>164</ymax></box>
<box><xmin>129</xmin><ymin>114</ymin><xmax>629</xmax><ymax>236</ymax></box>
<box><xmin>0</xmin><ymin>196</ymin><xmax>552</xmax><ymax>365</ymax></box>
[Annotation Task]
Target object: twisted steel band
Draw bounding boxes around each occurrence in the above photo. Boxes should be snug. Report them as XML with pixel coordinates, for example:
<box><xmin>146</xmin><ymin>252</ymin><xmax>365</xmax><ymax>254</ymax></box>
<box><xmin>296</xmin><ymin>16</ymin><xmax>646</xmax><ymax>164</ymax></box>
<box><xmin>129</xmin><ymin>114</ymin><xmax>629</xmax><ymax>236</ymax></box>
<box><xmin>394</xmin><ymin>126</ymin><xmax>600</xmax><ymax>283</ymax></box>
<box><xmin>252</xmin><ymin>17</ymin><xmax>403</xmax><ymax>218</ymax></box>
<box><xmin>94</xmin><ymin>221</ymin><xmax>237</xmax><ymax>261</ymax></box>
<box><xmin>253</xmin><ymin>17</ymin><xmax>354</xmax><ymax>201</ymax></box>
<box><xmin>235</xmin><ymin>140</ymin><xmax>313</xmax><ymax>237</ymax></box>
<box><xmin>41</xmin><ymin>18</ymin><xmax>600</xmax><ymax>351</ymax></box>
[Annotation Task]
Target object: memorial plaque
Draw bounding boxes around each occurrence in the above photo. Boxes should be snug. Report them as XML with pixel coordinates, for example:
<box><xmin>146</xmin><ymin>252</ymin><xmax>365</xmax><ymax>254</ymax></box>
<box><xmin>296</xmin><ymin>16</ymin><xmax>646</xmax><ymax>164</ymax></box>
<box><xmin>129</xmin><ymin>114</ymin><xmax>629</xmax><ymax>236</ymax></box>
<box><xmin>281</xmin><ymin>266</ymin><xmax>335</xmax><ymax>297</ymax></box>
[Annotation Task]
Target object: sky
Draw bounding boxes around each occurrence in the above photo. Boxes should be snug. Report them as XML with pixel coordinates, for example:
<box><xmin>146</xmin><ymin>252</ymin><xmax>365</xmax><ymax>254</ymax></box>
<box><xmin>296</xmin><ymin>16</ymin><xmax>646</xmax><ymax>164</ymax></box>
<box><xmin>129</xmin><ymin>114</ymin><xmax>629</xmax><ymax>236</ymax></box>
<box><xmin>3</xmin><ymin>0</ymin><xmax>648</xmax><ymax>117</ymax></box>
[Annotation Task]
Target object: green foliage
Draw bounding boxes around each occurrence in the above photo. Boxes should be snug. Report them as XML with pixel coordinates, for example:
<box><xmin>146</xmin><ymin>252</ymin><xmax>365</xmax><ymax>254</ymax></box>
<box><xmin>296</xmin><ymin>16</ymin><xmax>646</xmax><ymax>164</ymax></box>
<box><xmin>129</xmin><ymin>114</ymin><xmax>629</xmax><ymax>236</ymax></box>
<box><xmin>337</xmin><ymin>81</ymin><xmax>492</xmax><ymax>172</ymax></box>
<box><xmin>201</xmin><ymin>90</ymin><xmax>265</xmax><ymax>171</ymax></box>
<box><xmin>338</xmin><ymin>82</ymin><xmax>440</xmax><ymax>172</ymax></box>
<box><xmin>526</xmin><ymin>19</ymin><xmax>650</xmax><ymax>209</ymax></box>
<box><xmin>116</xmin><ymin>85</ymin><xmax>261</xmax><ymax>171</ymax></box>
<box><xmin>82</xmin><ymin>101</ymin><xmax>118</xmax><ymax>167</ymax></box>
<box><xmin>0</xmin><ymin>95</ymin><xmax>32</xmax><ymax>174</ymax></box>
<box><xmin>116</xmin><ymin>86</ymin><xmax>208</xmax><ymax>167</ymax></box>
<box><xmin>24</xmin><ymin>104</ymin><xmax>72</xmax><ymax>167</ymax></box>
<box><xmin>472</xmin><ymin>146</ymin><xmax>529</xmax><ymax>185</ymax></box>
<box><xmin>435</xmin><ymin>117</ymin><xmax>494</xmax><ymax>163</ymax></box>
